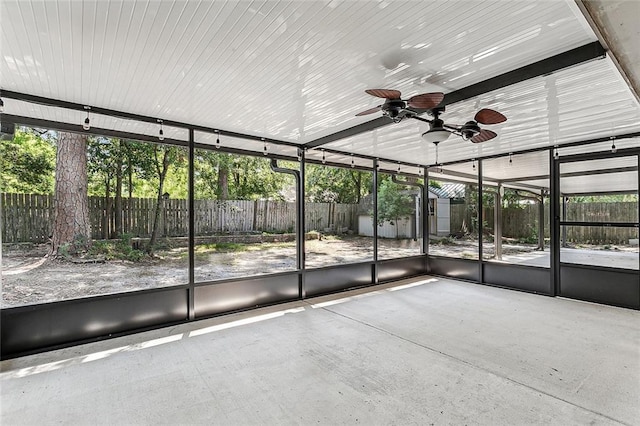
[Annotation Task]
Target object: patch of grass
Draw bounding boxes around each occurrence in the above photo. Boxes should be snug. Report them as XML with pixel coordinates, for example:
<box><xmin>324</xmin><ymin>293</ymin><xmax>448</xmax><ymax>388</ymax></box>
<box><xmin>320</xmin><ymin>234</ymin><xmax>343</xmax><ymax>241</ymax></box>
<box><xmin>195</xmin><ymin>241</ymin><xmax>295</xmax><ymax>254</ymax></box>
<box><xmin>436</xmin><ymin>236</ymin><xmax>457</xmax><ymax>246</ymax></box>
<box><xmin>89</xmin><ymin>234</ymin><xmax>146</xmax><ymax>262</ymax></box>
<box><xmin>195</xmin><ymin>242</ymin><xmax>247</xmax><ymax>253</ymax></box>
<box><xmin>517</xmin><ymin>235</ymin><xmax>539</xmax><ymax>245</ymax></box>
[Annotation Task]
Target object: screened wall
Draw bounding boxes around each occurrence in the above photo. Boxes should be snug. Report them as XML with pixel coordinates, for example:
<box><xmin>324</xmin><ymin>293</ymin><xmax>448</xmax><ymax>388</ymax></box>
<box><xmin>1</xmin><ymin>124</ymin><xmax>638</xmax><ymax>359</ymax></box>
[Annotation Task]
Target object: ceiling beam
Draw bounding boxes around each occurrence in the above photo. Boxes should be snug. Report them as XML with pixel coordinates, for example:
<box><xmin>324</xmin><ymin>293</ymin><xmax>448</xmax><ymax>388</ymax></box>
<box><xmin>303</xmin><ymin>41</ymin><xmax>606</xmax><ymax>149</ymax></box>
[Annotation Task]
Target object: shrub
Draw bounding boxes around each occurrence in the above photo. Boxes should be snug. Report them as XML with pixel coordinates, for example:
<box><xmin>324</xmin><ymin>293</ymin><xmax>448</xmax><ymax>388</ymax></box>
<box><xmin>89</xmin><ymin>234</ymin><xmax>146</xmax><ymax>262</ymax></box>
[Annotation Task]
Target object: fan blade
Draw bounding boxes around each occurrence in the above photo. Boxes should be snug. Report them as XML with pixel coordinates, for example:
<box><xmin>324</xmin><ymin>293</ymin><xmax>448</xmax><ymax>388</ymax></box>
<box><xmin>407</xmin><ymin>92</ymin><xmax>444</xmax><ymax>109</ymax></box>
<box><xmin>474</xmin><ymin>108</ymin><xmax>507</xmax><ymax>125</ymax></box>
<box><xmin>470</xmin><ymin>129</ymin><xmax>497</xmax><ymax>143</ymax></box>
<box><xmin>365</xmin><ymin>89</ymin><xmax>401</xmax><ymax>99</ymax></box>
<box><xmin>355</xmin><ymin>105</ymin><xmax>382</xmax><ymax>116</ymax></box>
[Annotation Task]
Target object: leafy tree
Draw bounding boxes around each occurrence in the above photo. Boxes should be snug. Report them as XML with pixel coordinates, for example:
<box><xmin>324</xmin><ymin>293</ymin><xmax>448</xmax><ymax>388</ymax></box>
<box><xmin>376</xmin><ymin>179</ymin><xmax>414</xmax><ymax>238</ymax></box>
<box><xmin>130</xmin><ymin>143</ymin><xmax>187</xmax><ymax>253</ymax></box>
<box><xmin>194</xmin><ymin>150</ymin><xmax>293</xmax><ymax>200</ymax></box>
<box><xmin>87</xmin><ymin>137</ymin><xmax>126</xmax><ymax>238</ymax></box>
<box><xmin>0</xmin><ymin>129</ymin><xmax>55</xmax><ymax>193</ymax></box>
<box><xmin>569</xmin><ymin>194</ymin><xmax>638</xmax><ymax>202</ymax></box>
<box><xmin>305</xmin><ymin>165</ymin><xmax>372</xmax><ymax>203</ymax></box>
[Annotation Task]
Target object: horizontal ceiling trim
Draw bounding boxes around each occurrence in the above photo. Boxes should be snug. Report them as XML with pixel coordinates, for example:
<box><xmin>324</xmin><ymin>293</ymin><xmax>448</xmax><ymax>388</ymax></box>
<box><xmin>435</xmin><ymin>133</ymin><xmax>640</xmax><ymax>167</ymax></box>
<box><xmin>0</xmin><ymin>113</ymin><xmax>189</xmax><ymax>147</ymax></box>
<box><xmin>556</xmin><ymin>147</ymin><xmax>640</xmax><ymax>164</ymax></box>
<box><xmin>4</xmin><ymin>112</ymin><xmax>638</xmax><ymax>175</ymax></box>
<box><xmin>0</xmin><ymin>89</ymin><xmax>301</xmax><ymax>149</ymax></box>
<box><xmin>500</xmin><ymin>166</ymin><xmax>638</xmax><ymax>184</ymax></box>
<box><xmin>1</xmin><ymin>112</ymin><xmax>395</xmax><ymax>173</ymax></box>
<box><xmin>303</xmin><ymin>41</ymin><xmax>607</xmax><ymax>149</ymax></box>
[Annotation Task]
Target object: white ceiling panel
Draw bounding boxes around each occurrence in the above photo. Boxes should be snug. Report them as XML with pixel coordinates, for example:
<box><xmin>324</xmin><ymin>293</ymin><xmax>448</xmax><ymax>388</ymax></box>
<box><xmin>325</xmin><ymin>57</ymin><xmax>640</xmax><ymax>165</ymax></box>
<box><xmin>2</xmin><ymin>0</ymin><xmax>601</xmax><ymax>147</ymax></box>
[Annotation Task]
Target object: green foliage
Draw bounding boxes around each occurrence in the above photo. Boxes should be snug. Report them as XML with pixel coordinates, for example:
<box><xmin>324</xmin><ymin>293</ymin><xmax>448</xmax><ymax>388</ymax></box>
<box><xmin>87</xmin><ymin>137</ymin><xmax>122</xmax><ymax>196</ymax></box>
<box><xmin>195</xmin><ymin>242</ymin><xmax>247</xmax><ymax>253</ymax></box>
<box><xmin>56</xmin><ymin>234</ymin><xmax>92</xmax><ymax>259</ymax></box>
<box><xmin>435</xmin><ymin>236</ymin><xmax>457</xmax><ymax>245</ymax></box>
<box><xmin>194</xmin><ymin>150</ymin><xmax>294</xmax><ymax>200</ymax></box>
<box><xmin>194</xmin><ymin>241</ymin><xmax>295</xmax><ymax>257</ymax></box>
<box><xmin>376</xmin><ymin>180</ymin><xmax>414</xmax><ymax>238</ymax></box>
<box><xmin>57</xmin><ymin>243</ymin><xmax>71</xmax><ymax>260</ymax></box>
<box><xmin>569</xmin><ymin>194</ymin><xmax>638</xmax><ymax>203</ymax></box>
<box><xmin>87</xmin><ymin>139</ymin><xmax>190</xmax><ymax>199</ymax></box>
<box><xmin>0</xmin><ymin>129</ymin><xmax>55</xmax><ymax>193</ymax></box>
<box><xmin>89</xmin><ymin>234</ymin><xmax>146</xmax><ymax>261</ymax></box>
<box><xmin>305</xmin><ymin>164</ymin><xmax>372</xmax><ymax>203</ymax></box>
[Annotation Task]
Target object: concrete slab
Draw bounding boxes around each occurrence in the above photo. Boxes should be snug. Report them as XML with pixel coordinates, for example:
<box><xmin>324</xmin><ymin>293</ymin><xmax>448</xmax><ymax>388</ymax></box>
<box><xmin>488</xmin><ymin>248</ymin><xmax>638</xmax><ymax>269</ymax></box>
<box><xmin>1</xmin><ymin>277</ymin><xmax>638</xmax><ymax>425</ymax></box>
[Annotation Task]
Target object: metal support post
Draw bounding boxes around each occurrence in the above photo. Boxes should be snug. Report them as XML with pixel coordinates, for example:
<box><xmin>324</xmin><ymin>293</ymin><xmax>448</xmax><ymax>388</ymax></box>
<box><xmin>561</xmin><ymin>196</ymin><xmax>568</xmax><ymax>247</ymax></box>
<box><xmin>269</xmin><ymin>156</ymin><xmax>305</xmax><ymax>298</ymax></box>
<box><xmin>550</xmin><ymin>149</ymin><xmax>560</xmax><ymax>296</ymax></box>
<box><xmin>188</xmin><ymin>128</ymin><xmax>195</xmax><ymax>320</ymax></box>
<box><xmin>299</xmin><ymin>149</ymin><xmax>306</xmax><ymax>298</ymax></box>
<box><xmin>494</xmin><ymin>187</ymin><xmax>502</xmax><ymax>260</ymax></box>
<box><xmin>424</xmin><ymin>167</ymin><xmax>429</xmax><ymax>258</ymax></box>
<box><xmin>538</xmin><ymin>192</ymin><xmax>545</xmax><ymax>251</ymax></box>
<box><xmin>373</xmin><ymin>159</ymin><xmax>379</xmax><ymax>284</ymax></box>
<box><xmin>477</xmin><ymin>160</ymin><xmax>483</xmax><ymax>282</ymax></box>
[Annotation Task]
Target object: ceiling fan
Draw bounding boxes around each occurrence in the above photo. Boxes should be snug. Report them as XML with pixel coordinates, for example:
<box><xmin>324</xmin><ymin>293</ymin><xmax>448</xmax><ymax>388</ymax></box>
<box><xmin>355</xmin><ymin>88</ymin><xmax>507</xmax><ymax>144</ymax></box>
<box><xmin>355</xmin><ymin>89</ymin><xmax>445</xmax><ymax>122</ymax></box>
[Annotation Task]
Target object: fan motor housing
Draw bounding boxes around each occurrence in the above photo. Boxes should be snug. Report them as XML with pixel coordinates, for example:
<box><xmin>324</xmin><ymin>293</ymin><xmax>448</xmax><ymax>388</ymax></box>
<box><xmin>461</xmin><ymin>121</ymin><xmax>480</xmax><ymax>140</ymax></box>
<box><xmin>382</xmin><ymin>99</ymin><xmax>406</xmax><ymax>118</ymax></box>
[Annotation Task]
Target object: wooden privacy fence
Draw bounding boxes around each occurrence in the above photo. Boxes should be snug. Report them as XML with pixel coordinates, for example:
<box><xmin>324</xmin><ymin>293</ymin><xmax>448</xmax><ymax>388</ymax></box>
<box><xmin>0</xmin><ymin>193</ymin><xmax>359</xmax><ymax>243</ymax></box>
<box><xmin>450</xmin><ymin>202</ymin><xmax>638</xmax><ymax>244</ymax></box>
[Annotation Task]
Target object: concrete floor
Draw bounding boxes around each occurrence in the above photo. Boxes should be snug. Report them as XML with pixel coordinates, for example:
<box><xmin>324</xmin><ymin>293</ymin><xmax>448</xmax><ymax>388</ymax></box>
<box><xmin>1</xmin><ymin>277</ymin><xmax>639</xmax><ymax>425</ymax></box>
<box><xmin>498</xmin><ymin>248</ymin><xmax>640</xmax><ymax>269</ymax></box>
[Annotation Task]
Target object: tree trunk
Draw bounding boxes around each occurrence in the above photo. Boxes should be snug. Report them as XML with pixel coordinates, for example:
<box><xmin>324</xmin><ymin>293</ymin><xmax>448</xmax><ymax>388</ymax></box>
<box><xmin>463</xmin><ymin>184</ymin><xmax>473</xmax><ymax>233</ymax></box>
<box><xmin>51</xmin><ymin>132</ymin><xmax>91</xmax><ymax>256</ymax></box>
<box><xmin>103</xmin><ymin>179</ymin><xmax>111</xmax><ymax>239</ymax></box>
<box><xmin>217</xmin><ymin>163</ymin><xmax>229</xmax><ymax>201</ymax></box>
<box><xmin>353</xmin><ymin>172</ymin><xmax>362</xmax><ymax>204</ymax></box>
<box><xmin>146</xmin><ymin>147</ymin><xmax>171</xmax><ymax>253</ymax></box>
<box><xmin>126</xmin><ymin>141</ymin><xmax>133</xmax><ymax>234</ymax></box>
<box><xmin>114</xmin><ymin>140</ymin><xmax>123</xmax><ymax>238</ymax></box>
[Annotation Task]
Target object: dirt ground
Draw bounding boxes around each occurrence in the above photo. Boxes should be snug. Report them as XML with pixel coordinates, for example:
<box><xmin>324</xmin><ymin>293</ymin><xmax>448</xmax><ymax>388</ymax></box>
<box><xmin>1</xmin><ymin>236</ymin><xmax>420</xmax><ymax>308</ymax></box>
<box><xmin>2</xmin><ymin>236</ymin><xmax>637</xmax><ymax>308</ymax></box>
